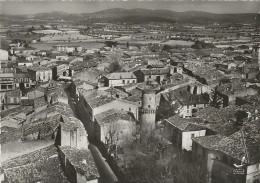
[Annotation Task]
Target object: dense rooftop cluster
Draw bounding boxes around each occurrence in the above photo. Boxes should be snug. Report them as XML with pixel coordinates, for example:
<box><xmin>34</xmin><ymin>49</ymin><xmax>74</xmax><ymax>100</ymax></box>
<box><xmin>1</xmin><ymin>10</ymin><xmax>260</xmax><ymax>183</ymax></box>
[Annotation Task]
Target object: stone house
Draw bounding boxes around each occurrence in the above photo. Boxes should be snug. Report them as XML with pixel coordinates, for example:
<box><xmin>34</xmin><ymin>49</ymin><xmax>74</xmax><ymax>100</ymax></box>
<box><xmin>163</xmin><ymin>116</ymin><xmax>206</xmax><ymax>151</ymax></box>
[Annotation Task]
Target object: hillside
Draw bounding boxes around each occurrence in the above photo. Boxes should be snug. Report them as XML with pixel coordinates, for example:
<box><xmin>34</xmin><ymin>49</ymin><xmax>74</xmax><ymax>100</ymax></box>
<box><xmin>0</xmin><ymin>8</ymin><xmax>258</xmax><ymax>24</ymax></box>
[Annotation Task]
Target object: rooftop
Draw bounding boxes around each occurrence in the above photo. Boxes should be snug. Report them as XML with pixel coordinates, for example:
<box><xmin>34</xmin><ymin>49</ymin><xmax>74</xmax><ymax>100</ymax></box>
<box><xmin>165</xmin><ymin>116</ymin><xmax>205</xmax><ymax>132</ymax></box>
<box><xmin>95</xmin><ymin>109</ymin><xmax>136</xmax><ymax>125</ymax></box>
<box><xmin>139</xmin><ymin>68</ymin><xmax>170</xmax><ymax>75</ymax></box>
<box><xmin>59</xmin><ymin>146</ymin><xmax>99</xmax><ymax>180</ymax></box>
<box><xmin>192</xmin><ymin>135</ymin><xmax>223</xmax><ymax>150</ymax></box>
<box><xmin>213</xmin><ymin>120</ymin><xmax>260</xmax><ymax>165</ymax></box>
<box><xmin>2</xmin><ymin>145</ymin><xmax>69</xmax><ymax>183</ymax></box>
<box><xmin>105</xmin><ymin>72</ymin><xmax>137</xmax><ymax>80</ymax></box>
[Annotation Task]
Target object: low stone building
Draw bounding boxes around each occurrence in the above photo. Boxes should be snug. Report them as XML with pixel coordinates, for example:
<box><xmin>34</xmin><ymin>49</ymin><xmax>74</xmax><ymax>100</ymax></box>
<box><xmin>163</xmin><ymin>116</ymin><xmax>206</xmax><ymax>151</ymax></box>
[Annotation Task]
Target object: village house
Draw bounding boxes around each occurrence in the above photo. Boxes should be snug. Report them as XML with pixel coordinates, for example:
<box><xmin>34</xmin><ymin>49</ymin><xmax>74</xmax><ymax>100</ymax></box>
<box><xmin>27</xmin><ymin>66</ymin><xmax>52</xmax><ymax>83</ymax></box>
<box><xmin>52</xmin><ymin>63</ymin><xmax>73</xmax><ymax>81</ymax></box>
<box><xmin>163</xmin><ymin>116</ymin><xmax>206</xmax><ymax>151</ymax></box>
<box><xmin>2</xmin><ymin>89</ymin><xmax>22</xmax><ymax>110</ymax></box>
<box><xmin>0</xmin><ymin>60</ymin><xmax>16</xmax><ymax>73</ymax></box>
<box><xmin>102</xmin><ymin>72</ymin><xmax>137</xmax><ymax>87</ymax></box>
<box><xmin>169</xmin><ymin>61</ymin><xmax>184</xmax><ymax>74</ymax></box>
<box><xmin>94</xmin><ymin>109</ymin><xmax>137</xmax><ymax>145</ymax></box>
<box><xmin>159</xmin><ymin>85</ymin><xmax>209</xmax><ymax>118</ymax></box>
<box><xmin>50</xmin><ymin>52</ymin><xmax>69</xmax><ymax>60</ymax></box>
<box><xmin>70</xmin><ymin>80</ymin><xmax>97</xmax><ymax>100</ymax></box>
<box><xmin>134</xmin><ymin>68</ymin><xmax>170</xmax><ymax>84</ymax></box>
<box><xmin>58</xmin><ymin>146</ymin><xmax>100</xmax><ymax>183</ymax></box>
<box><xmin>56</xmin><ymin>116</ymin><xmax>89</xmax><ymax>149</ymax></box>
<box><xmin>14</xmin><ymin>73</ymin><xmax>32</xmax><ymax>89</ymax></box>
<box><xmin>53</xmin><ymin>45</ymin><xmax>83</xmax><ymax>53</ymax></box>
<box><xmin>192</xmin><ymin>120</ymin><xmax>260</xmax><ymax>183</ymax></box>
<box><xmin>194</xmin><ymin>106</ymin><xmax>241</xmax><ymax>136</ymax></box>
<box><xmin>0</xmin><ymin>73</ymin><xmax>15</xmax><ymax>92</ymax></box>
<box><xmin>78</xmin><ymin>89</ymin><xmax>139</xmax><ymax>138</ymax></box>
<box><xmin>216</xmin><ymin>79</ymin><xmax>258</xmax><ymax>107</ymax></box>
<box><xmin>0</xmin><ymin>49</ymin><xmax>9</xmax><ymax>61</ymax></box>
<box><xmin>17</xmin><ymin>59</ymin><xmax>33</xmax><ymax>67</ymax></box>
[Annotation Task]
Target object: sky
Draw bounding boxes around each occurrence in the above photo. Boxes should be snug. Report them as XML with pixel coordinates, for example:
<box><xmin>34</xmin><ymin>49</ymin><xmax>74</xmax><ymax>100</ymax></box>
<box><xmin>0</xmin><ymin>1</ymin><xmax>259</xmax><ymax>15</ymax></box>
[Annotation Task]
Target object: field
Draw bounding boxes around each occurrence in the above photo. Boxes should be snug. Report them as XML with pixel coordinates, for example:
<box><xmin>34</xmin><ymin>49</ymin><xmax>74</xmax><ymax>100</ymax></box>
<box><xmin>29</xmin><ymin>41</ymin><xmax>105</xmax><ymax>50</ymax></box>
<box><xmin>33</xmin><ymin>30</ymin><xmax>63</xmax><ymax>34</ymax></box>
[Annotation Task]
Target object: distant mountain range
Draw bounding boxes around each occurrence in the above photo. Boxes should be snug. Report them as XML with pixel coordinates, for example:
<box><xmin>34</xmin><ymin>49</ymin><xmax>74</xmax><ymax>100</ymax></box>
<box><xmin>0</xmin><ymin>8</ymin><xmax>259</xmax><ymax>24</ymax></box>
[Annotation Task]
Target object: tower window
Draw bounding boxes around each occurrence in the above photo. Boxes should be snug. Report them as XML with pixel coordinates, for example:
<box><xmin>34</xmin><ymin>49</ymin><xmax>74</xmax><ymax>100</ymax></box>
<box><xmin>148</xmin><ymin>105</ymin><xmax>151</xmax><ymax>108</ymax></box>
<box><xmin>129</xmin><ymin>107</ymin><xmax>131</xmax><ymax>111</ymax></box>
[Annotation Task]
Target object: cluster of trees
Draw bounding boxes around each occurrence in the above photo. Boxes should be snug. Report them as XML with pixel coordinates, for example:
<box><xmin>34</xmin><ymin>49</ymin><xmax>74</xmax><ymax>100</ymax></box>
<box><xmin>122</xmin><ymin>135</ymin><xmax>207</xmax><ymax>183</ymax></box>
<box><xmin>191</xmin><ymin>40</ymin><xmax>215</xmax><ymax>49</ymax></box>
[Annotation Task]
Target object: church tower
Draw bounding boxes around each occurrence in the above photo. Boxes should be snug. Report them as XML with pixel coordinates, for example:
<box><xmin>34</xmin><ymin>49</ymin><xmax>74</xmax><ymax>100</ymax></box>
<box><xmin>140</xmin><ymin>89</ymin><xmax>157</xmax><ymax>135</ymax></box>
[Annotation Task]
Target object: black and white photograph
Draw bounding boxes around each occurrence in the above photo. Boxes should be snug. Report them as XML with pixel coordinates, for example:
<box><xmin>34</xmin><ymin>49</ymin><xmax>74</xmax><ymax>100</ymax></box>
<box><xmin>0</xmin><ymin>0</ymin><xmax>260</xmax><ymax>183</ymax></box>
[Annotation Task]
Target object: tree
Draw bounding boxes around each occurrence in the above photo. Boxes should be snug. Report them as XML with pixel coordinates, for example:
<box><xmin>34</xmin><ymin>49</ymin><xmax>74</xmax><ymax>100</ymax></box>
<box><xmin>107</xmin><ymin>61</ymin><xmax>122</xmax><ymax>73</ymax></box>
<box><xmin>191</xmin><ymin>40</ymin><xmax>215</xmax><ymax>49</ymax></box>
<box><xmin>105</xmin><ymin>41</ymin><xmax>118</xmax><ymax>48</ymax></box>
<box><xmin>209</xmin><ymin>87</ymin><xmax>223</xmax><ymax>109</ymax></box>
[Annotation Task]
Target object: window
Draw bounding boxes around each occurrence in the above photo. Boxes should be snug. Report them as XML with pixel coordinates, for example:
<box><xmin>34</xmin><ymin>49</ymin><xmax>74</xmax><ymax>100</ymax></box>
<box><xmin>1</xmin><ymin>85</ymin><xmax>7</xmax><ymax>89</ymax></box>
<box><xmin>123</xmin><ymin>80</ymin><xmax>125</xmax><ymax>84</ymax></box>
<box><xmin>25</xmin><ymin>78</ymin><xmax>28</xmax><ymax>82</ymax></box>
<box><xmin>149</xmin><ymin>75</ymin><xmax>151</xmax><ymax>79</ymax></box>
<box><xmin>149</xmin><ymin>97</ymin><xmax>151</xmax><ymax>101</ymax></box>
<box><xmin>254</xmin><ymin>179</ymin><xmax>260</xmax><ymax>183</ymax></box>
<box><xmin>129</xmin><ymin>108</ymin><xmax>131</xmax><ymax>112</ymax></box>
<box><xmin>127</xmin><ymin>80</ymin><xmax>130</xmax><ymax>83</ymax></box>
<box><xmin>194</xmin><ymin>104</ymin><xmax>196</xmax><ymax>107</ymax></box>
<box><xmin>133</xmin><ymin>80</ymin><xmax>135</xmax><ymax>83</ymax></box>
<box><xmin>148</xmin><ymin>105</ymin><xmax>151</xmax><ymax>108</ymax></box>
<box><xmin>191</xmin><ymin>134</ymin><xmax>195</xmax><ymax>138</ymax></box>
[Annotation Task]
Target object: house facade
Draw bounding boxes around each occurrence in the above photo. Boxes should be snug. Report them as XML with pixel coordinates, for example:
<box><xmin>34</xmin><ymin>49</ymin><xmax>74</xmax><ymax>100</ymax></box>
<box><xmin>0</xmin><ymin>73</ymin><xmax>15</xmax><ymax>92</ymax></box>
<box><xmin>102</xmin><ymin>72</ymin><xmax>137</xmax><ymax>87</ymax></box>
<box><xmin>163</xmin><ymin>116</ymin><xmax>206</xmax><ymax>151</ymax></box>
<box><xmin>27</xmin><ymin>66</ymin><xmax>52</xmax><ymax>83</ymax></box>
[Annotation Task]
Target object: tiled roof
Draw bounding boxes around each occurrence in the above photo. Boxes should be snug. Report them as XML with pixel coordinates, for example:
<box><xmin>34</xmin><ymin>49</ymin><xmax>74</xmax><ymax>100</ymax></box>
<box><xmin>164</xmin><ymin>86</ymin><xmax>209</xmax><ymax>106</ymax></box>
<box><xmin>0</xmin><ymin>106</ymin><xmax>33</xmax><ymax>118</ymax></box>
<box><xmin>105</xmin><ymin>87</ymin><xmax>129</xmax><ymax>98</ymax></box>
<box><xmin>212</xmin><ymin>120</ymin><xmax>260</xmax><ymax>164</ymax></box>
<box><xmin>34</xmin><ymin>96</ymin><xmax>48</xmax><ymax>108</ymax></box>
<box><xmin>14</xmin><ymin>73</ymin><xmax>30</xmax><ymax>78</ymax></box>
<box><xmin>165</xmin><ymin>116</ymin><xmax>205</xmax><ymax>132</ymax></box>
<box><xmin>140</xmin><ymin>68</ymin><xmax>170</xmax><ymax>75</ymax></box>
<box><xmin>192</xmin><ymin>135</ymin><xmax>223</xmax><ymax>150</ymax></box>
<box><xmin>89</xmin><ymin>96</ymin><xmax>115</xmax><ymax>109</ymax></box>
<box><xmin>4</xmin><ymin>89</ymin><xmax>21</xmax><ymax>97</ymax></box>
<box><xmin>72</xmin><ymin>68</ymin><xmax>102</xmax><ymax>84</ymax></box>
<box><xmin>105</xmin><ymin>72</ymin><xmax>137</xmax><ymax>80</ymax></box>
<box><xmin>95</xmin><ymin>109</ymin><xmax>136</xmax><ymax>125</ymax></box>
<box><xmin>59</xmin><ymin>146</ymin><xmax>99</xmax><ymax>180</ymax></box>
<box><xmin>2</xmin><ymin>145</ymin><xmax>69</xmax><ymax>183</ymax></box>
<box><xmin>27</xmin><ymin>65</ymin><xmax>52</xmax><ymax>72</ymax></box>
<box><xmin>23</xmin><ymin>114</ymin><xmax>61</xmax><ymax>137</ymax></box>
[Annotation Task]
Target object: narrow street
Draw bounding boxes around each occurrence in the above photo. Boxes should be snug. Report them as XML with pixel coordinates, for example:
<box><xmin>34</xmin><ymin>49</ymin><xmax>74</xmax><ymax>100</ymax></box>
<box><xmin>63</xmin><ymin>83</ymin><xmax>119</xmax><ymax>183</ymax></box>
